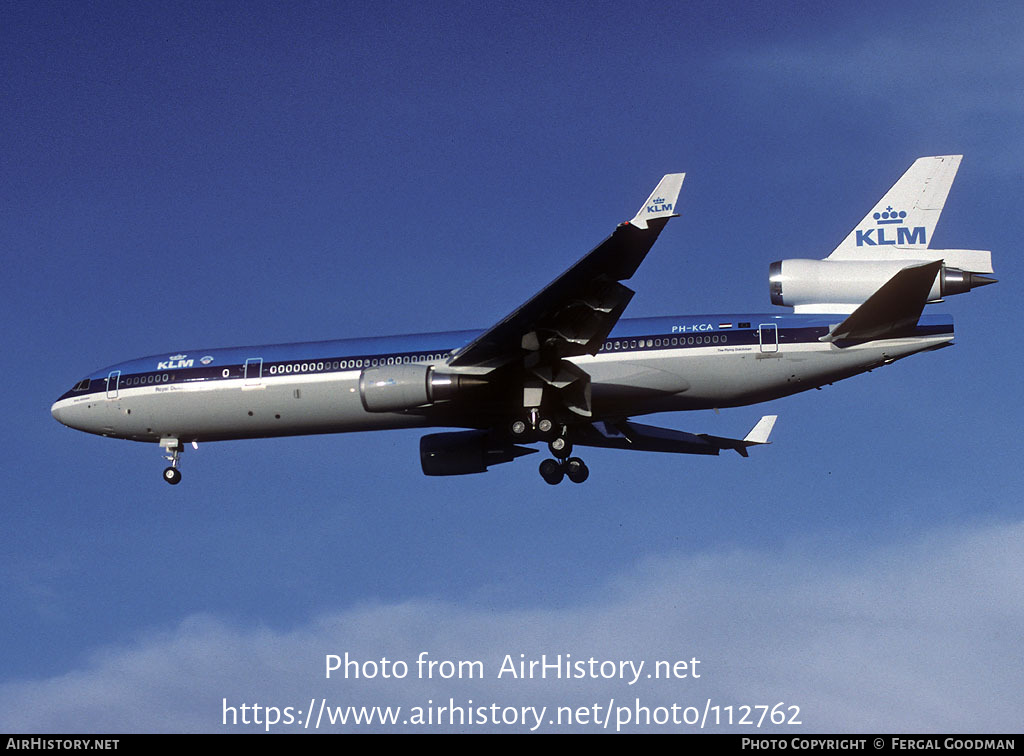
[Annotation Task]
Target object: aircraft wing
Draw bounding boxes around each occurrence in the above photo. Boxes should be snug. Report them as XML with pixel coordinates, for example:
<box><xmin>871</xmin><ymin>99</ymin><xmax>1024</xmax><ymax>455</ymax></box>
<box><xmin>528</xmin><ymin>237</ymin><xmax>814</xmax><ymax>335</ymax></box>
<box><xmin>448</xmin><ymin>174</ymin><xmax>685</xmax><ymax>371</ymax></box>
<box><xmin>576</xmin><ymin>415</ymin><xmax>777</xmax><ymax>457</ymax></box>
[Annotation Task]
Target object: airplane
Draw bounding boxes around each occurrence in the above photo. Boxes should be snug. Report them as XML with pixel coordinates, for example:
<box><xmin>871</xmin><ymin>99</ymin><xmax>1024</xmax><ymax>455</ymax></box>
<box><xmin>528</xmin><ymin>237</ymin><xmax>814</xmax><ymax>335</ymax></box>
<box><xmin>51</xmin><ymin>155</ymin><xmax>995</xmax><ymax>485</ymax></box>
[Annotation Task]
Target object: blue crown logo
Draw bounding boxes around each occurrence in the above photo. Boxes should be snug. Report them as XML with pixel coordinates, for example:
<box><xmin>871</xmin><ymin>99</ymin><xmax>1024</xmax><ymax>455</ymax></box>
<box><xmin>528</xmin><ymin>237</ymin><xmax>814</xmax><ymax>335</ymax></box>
<box><xmin>873</xmin><ymin>206</ymin><xmax>907</xmax><ymax>225</ymax></box>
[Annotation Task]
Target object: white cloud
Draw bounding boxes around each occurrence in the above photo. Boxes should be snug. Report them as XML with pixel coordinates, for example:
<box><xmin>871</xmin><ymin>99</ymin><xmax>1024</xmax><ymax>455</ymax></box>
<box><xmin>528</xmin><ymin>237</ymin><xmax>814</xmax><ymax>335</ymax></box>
<box><xmin>3</xmin><ymin>520</ymin><xmax>1022</xmax><ymax>733</ymax></box>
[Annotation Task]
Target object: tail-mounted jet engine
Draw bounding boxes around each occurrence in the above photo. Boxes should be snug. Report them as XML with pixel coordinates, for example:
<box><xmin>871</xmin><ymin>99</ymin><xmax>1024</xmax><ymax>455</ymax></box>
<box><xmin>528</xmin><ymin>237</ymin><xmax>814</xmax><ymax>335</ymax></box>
<box><xmin>420</xmin><ymin>430</ymin><xmax>536</xmax><ymax>476</ymax></box>
<box><xmin>769</xmin><ymin>258</ymin><xmax>996</xmax><ymax>311</ymax></box>
<box><xmin>358</xmin><ymin>364</ymin><xmax>484</xmax><ymax>413</ymax></box>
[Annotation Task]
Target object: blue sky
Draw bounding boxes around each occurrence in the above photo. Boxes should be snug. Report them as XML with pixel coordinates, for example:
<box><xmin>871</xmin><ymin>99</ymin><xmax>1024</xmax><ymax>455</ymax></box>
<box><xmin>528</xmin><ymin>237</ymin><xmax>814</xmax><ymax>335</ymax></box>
<box><xmin>2</xmin><ymin>0</ymin><xmax>1021</xmax><ymax>732</ymax></box>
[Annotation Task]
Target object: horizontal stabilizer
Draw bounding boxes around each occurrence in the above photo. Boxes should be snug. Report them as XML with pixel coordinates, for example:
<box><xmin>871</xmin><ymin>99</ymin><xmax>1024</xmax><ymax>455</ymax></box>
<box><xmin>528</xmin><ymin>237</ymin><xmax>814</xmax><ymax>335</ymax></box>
<box><xmin>820</xmin><ymin>260</ymin><xmax>942</xmax><ymax>344</ymax></box>
<box><xmin>577</xmin><ymin>415</ymin><xmax>777</xmax><ymax>457</ymax></box>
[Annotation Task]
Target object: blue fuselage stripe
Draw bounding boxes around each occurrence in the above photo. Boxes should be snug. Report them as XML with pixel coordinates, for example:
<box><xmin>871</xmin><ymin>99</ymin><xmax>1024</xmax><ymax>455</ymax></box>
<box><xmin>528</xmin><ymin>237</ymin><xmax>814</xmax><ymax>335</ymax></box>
<box><xmin>57</xmin><ymin>314</ymin><xmax>954</xmax><ymax>402</ymax></box>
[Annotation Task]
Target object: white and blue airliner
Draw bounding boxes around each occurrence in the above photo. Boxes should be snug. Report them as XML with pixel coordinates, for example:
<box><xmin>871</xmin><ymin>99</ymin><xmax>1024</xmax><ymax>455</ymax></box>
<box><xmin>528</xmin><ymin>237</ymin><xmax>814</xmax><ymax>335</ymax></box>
<box><xmin>52</xmin><ymin>156</ymin><xmax>995</xmax><ymax>485</ymax></box>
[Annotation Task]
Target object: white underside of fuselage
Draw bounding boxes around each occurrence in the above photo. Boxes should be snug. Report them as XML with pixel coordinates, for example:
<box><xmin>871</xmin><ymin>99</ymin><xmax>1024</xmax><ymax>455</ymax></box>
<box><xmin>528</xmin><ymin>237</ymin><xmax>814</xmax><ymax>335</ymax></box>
<box><xmin>50</xmin><ymin>334</ymin><xmax>951</xmax><ymax>445</ymax></box>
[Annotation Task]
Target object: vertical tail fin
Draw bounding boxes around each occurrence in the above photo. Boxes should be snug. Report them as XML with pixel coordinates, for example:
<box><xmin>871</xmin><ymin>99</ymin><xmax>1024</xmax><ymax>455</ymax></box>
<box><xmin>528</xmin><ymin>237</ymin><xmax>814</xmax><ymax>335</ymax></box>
<box><xmin>827</xmin><ymin>155</ymin><xmax>962</xmax><ymax>260</ymax></box>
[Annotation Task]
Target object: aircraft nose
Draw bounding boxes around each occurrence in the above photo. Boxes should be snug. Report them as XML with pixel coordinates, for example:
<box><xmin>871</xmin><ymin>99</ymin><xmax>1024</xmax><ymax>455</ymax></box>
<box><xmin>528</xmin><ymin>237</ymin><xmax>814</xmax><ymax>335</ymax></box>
<box><xmin>51</xmin><ymin>400</ymin><xmax>70</xmax><ymax>427</ymax></box>
<box><xmin>51</xmin><ymin>397</ymin><xmax>91</xmax><ymax>432</ymax></box>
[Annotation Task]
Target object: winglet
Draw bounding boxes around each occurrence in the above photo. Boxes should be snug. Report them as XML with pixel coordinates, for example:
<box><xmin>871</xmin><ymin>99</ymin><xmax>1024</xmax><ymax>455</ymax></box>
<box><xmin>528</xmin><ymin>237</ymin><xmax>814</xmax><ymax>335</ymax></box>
<box><xmin>698</xmin><ymin>415</ymin><xmax>778</xmax><ymax>457</ymax></box>
<box><xmin>743</xmin><ymin>415</ymin><xmax>777</xmax><ymax>445</ymax></box>
<box><xmin>629</xmin><ymin>173</ymin><xmax>685</xmax><ymax>229</ymax></box>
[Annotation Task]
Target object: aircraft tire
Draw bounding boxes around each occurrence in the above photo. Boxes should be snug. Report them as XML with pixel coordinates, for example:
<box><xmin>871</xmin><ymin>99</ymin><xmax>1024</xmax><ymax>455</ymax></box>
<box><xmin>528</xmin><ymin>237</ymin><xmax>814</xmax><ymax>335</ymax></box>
<box><xmin>163</xmin><ymin>467</ymin><xmax>182</xmax><ymax>485</ymax></box>
<box><xmin>539</xmin><ymin>458</ymin><xmax>564</xmax><ymax>485</ymax></box>
<box><xmin>565</xmin><ymin>458</ymin><xmax>589</xmax><ymax>484</ymax></box>
<box><xmin>548</xmin><ymin>437</ymin><xmax>572</xmax><ymax>459</ymax></box>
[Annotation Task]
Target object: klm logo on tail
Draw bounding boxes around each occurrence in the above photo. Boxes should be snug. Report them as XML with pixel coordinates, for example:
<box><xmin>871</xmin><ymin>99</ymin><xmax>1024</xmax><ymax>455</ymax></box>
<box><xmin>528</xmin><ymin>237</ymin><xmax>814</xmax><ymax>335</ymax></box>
<box><xmin>856</xmin><ymin>206</ymin><xmax>926</xmax><ymax>246</ymax></box>
<box><xmin>647</xmin><ymin>197</ymin><xmax>673</xmax><ymax>214</ymax></box>
<box><xmin>856</xmin><ymin>227</ymin><xmax>927</xmax><ymax>246</ymax></box>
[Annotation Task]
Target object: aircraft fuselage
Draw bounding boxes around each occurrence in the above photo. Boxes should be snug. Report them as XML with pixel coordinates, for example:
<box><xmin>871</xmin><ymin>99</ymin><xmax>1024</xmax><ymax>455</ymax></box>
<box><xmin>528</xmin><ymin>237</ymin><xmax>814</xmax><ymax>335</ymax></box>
<box><xmin>51</xmin><ymin>312</ymin><xmax>953</xmax><ymax>445</ymax></box>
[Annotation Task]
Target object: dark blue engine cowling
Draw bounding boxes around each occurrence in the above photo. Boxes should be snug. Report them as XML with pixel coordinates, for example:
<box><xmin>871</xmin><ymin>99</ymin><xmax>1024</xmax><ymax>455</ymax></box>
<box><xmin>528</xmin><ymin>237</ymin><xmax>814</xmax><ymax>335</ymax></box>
<box><xmin>419</xmin><ymin>431</ymin><xmax>536</xmax><ymax>476</ymax></box>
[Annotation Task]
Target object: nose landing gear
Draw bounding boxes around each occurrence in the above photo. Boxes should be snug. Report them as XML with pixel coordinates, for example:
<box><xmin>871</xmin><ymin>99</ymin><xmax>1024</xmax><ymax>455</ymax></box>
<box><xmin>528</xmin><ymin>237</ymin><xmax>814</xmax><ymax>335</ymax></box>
<box><xmin>160</xmin><ymin>438</ymin><xmax>183</xmax><ymax>485</ymax></box>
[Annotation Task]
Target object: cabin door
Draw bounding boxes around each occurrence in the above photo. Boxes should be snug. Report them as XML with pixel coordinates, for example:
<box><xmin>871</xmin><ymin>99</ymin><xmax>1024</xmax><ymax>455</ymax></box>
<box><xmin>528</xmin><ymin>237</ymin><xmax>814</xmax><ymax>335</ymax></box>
<box><xmin>758</xmin><ymin>323</ymin><xmax>779</xmax><ymax>353</ymax></box>
<box><xmin>244</xmin><ymin>358</ymin><xmax>263</xmax><ymax>386</ymax></box>
<box><xmin>106</xmin><ymin>370</ymin><xmax>121</xmax><ymax>399</ymax></box>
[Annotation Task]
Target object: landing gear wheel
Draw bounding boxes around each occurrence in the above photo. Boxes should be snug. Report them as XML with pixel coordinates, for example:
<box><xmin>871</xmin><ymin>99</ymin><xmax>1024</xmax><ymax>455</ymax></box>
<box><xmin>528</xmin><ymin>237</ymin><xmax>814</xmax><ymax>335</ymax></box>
<box><xmin>510</xmin><ymin>419</ymin><xmax>528</xmax><ymax>436</ymax></box>
<box><xmin>565</xmin><ymin>457</ymin><xmax>589</xmax><ymax>484</ymax></box>
<box><xmin>160</xmin><ymin>439</ymin><xmax>184</xmax><ymax>485</ymax></box>
<box><xmin>548</xmin><ymin>436</ymin><xmax>572</xmax><ymax>459</ymax></box>
<box><xmin>539</xmin><ymin>458</ymin><xmax>565</xmax><ymax>485</ymax></box>
<box><xmin>537</xmin><ymin>417</ymin><xmax>554</xmax><ymax>435</ymax></box>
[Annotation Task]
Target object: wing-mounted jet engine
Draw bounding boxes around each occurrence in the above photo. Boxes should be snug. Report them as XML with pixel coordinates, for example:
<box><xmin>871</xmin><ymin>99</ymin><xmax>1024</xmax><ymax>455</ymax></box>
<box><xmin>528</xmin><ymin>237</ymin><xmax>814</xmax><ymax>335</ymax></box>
<box><xmin>420</xmin><ymin>430</ymin><xmax>537</xmax><ymax>476</ymax></box>
<box><xmin>769</xmin><ymin>155</ymin><xmax>995</xmax><ymax>314</ymax></box>
<box><xmin>358</xmin><ymin>364</ymin><xmax>486</xmax><ymax>412</ymax></box>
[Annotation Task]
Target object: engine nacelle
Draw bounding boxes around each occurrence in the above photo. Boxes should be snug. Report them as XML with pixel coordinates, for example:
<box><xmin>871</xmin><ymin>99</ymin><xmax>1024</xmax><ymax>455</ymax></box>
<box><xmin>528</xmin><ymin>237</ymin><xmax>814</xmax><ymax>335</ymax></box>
<box><xmin>359</xmin><ymin>364</ymin><xmax>468</xmax><ymax>413</ymax></box>
<box><xmin>769</xmin><ymin>259</ymin><xmax>994</xmax><ymax>311</ymax></box>
<box><xmin>420</xmin><ymin>431</ymin><xmax>535</xmax><ymax>476</ymax></box>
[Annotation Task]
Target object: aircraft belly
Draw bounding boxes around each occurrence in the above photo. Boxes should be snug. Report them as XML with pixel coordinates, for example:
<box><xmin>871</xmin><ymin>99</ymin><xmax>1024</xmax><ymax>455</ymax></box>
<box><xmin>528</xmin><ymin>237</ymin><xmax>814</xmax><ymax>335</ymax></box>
<box><xmin>587</xmin><ymin>358</ymin><xmax>691</xmax><ymax>394</ymax></box>
<box><xmin>586</xmin><ymin>336</ymin><xmax>950</xmax><ymax>414</ymax></box>
<box><xmin>588</xmin><ymin>351</ymin><xmax>744</xmax><ymax>413</ymax></box>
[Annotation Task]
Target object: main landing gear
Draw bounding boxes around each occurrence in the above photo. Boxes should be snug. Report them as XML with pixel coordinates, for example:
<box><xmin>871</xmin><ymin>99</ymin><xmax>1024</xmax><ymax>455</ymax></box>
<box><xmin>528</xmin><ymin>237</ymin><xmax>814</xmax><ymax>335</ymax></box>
<box><xmin>508</xmin><ymin>413</ymin><xmax>590</xmax><ymax>484</ymax></box>
<box><xmin>539</xmin><ymin>456</ymin><xmax>589</xmax><ymax>485</ymax></box>
<box><xmin>541</xmin><ymin>430</ymin><xmax>589</xmax><ymax>484</ymax></box>
<box><xmin>160</xmin><ymin>438</ymin><xmax>183</xmax><ymax>485</ymax></box>
<box><xmin>510</xmin><ymin>412</ymin><xmax>554</xmax><ymax>439</ymax></box>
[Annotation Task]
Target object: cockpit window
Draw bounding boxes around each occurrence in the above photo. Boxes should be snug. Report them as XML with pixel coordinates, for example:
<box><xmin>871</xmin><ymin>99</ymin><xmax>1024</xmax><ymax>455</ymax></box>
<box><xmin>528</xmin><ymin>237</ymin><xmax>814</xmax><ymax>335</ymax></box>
<box><xmin>72</xmin><ymin>378</ymin><xmax>91</xmax><ymax>392</ymax></box>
